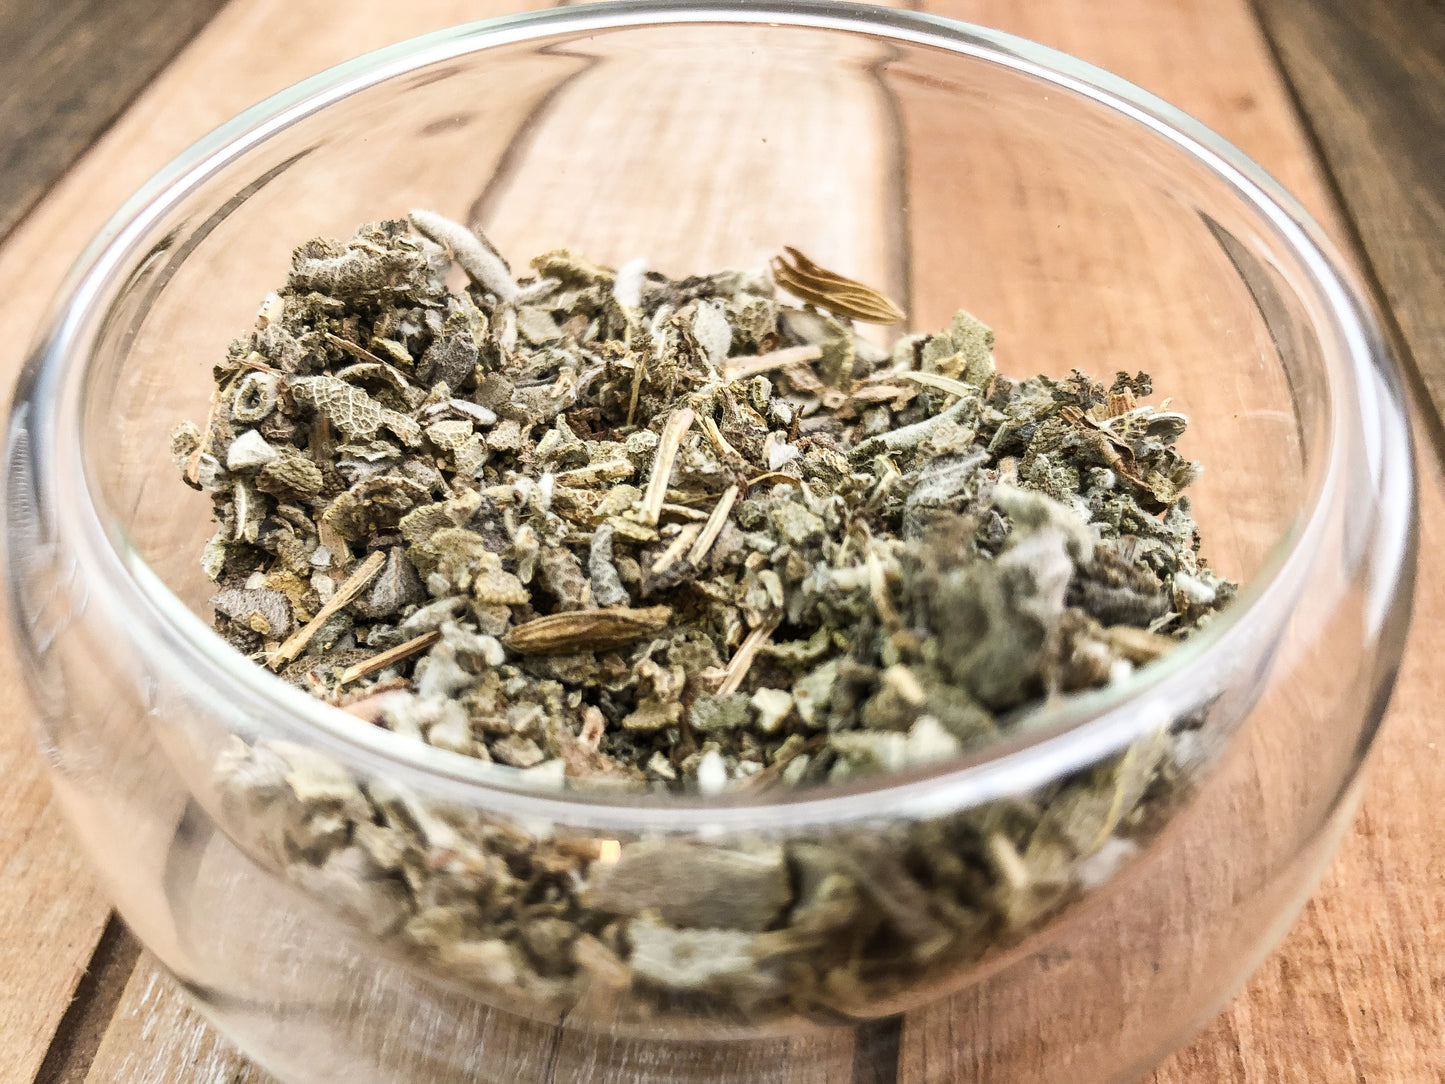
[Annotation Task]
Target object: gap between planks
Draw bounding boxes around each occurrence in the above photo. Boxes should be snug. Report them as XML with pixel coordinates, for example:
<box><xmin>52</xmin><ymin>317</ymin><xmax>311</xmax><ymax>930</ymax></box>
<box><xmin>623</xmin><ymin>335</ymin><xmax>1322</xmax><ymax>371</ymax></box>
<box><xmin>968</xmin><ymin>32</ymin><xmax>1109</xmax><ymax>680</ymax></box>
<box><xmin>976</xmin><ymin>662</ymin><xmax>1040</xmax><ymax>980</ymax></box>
<box><xmin>30</xmin><ymin>917</ymin><xmax>143</xmax><ymax>1084</ymax></box>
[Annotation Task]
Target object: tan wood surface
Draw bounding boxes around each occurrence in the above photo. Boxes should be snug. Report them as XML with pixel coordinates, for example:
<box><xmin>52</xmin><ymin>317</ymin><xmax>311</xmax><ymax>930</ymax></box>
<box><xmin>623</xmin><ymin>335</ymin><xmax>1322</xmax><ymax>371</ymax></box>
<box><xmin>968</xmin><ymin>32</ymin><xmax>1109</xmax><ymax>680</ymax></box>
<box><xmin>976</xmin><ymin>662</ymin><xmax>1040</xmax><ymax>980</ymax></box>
<box><xmin>0</xmin><ymin>1</ymin><xmax>1440</xmax><ymax>1082</ymax></box>
<box><xmin>899</xmin><ymin>3</ymin><xmax>1444</xmax><ymax>1081</ymax></box>
<box><xmin>1255</xmin><ymin>0</ymin><xmax>1445</xmax><ymax>444</ymax></box>
<box><xmin>0</xmin><ymin>0</ymin><xmax>228</xmax><ymax>243</ymax></box>
<box><xmin>0</xmin><ymin>12</ymin><xmax>226</xmax><ymax>1078</ymax></box>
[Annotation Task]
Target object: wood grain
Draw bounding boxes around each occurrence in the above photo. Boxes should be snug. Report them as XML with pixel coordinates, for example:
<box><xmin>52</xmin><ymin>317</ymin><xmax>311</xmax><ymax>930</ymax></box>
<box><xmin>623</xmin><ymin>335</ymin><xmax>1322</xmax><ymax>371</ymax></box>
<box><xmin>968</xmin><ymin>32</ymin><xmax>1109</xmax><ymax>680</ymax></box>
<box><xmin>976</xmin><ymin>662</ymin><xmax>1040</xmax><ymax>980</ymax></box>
<box><xmin>0</xmin><ymin>3</ymin><xmax>542</xmax><ymax>1082</ymax></box>
<box><xmin>0</xmin><ymin>0</ymin><xmax>229</xmax><ymax>243</ymax></box>
<box><xmin>1173</xmin><ymin>1</ymin><xmax>1445</xmax><ymax>1079</ymax></box>
<box><xmin>0</xmin><ymin>657</ymin><xmax>113</xmax><ymax>1082</ymax></box>
<box><xmin>473</xmin><ymin>24</ymin><xmax>903</xmax><ymax>295</ymax></box>
<box><xmin>49</xmin><ymin>5</ymin><xmax>903</xmax><ymax>1081</ymax></box>
<box><xmin>1160</xmin><ymin>436</ymin><xmax>1445</xmax><ymax>1084</ymax></box>
<box><xmin>30</xmin><ymin>919</ymin><xmax>143</xmax><ymax>1084</ymax></box>
<box><xmin>0</xmin><ymin>13</ymin><xmax>232</xmax><ymax>1078</ymax></box>
<box><xmin>895</xmin><ymin>3</ymin><xmax>1444</xmax><ymax>1081</ymax></box>
<box><xmin>1255</xmin><ymin>0</ymin><xmax>1445</xmax><ymax>440</ymax></box>
<box><xmin>895</xmin><ymin>0</ymin><xmax>1320</xmax><ymax>590</ymax></box>
<box><xmin>0</xmin><ymin>0</ymin><xmax>1439</xmax><ymax>1082</ymax></box>
<box><xmin>82</xmin><ymin>955</ymin><xmax>273</xmax><ymax>1084</ymax></box>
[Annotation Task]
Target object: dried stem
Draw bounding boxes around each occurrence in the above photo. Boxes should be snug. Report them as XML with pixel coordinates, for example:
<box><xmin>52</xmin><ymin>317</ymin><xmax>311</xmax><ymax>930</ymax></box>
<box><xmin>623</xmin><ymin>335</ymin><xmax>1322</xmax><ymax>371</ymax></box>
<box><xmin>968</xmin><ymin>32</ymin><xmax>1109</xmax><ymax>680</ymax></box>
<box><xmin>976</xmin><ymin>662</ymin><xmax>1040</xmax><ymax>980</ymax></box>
<box><xmin>722</xmin><ymin>344</ymin><xmax>823</xmax><ymax>383</ymax></box>
<box><xmin>657</xmin><ymin>501</ymin><xmax>711</xmax><ymax>521</ymax></box>
<box><xmin>579</xmin><ymin>705</ymin><xmax>608</xmax><ymax>750</ymax></box>
<box><xmin>733</xmin><ymin>734</ymin><xmax>823</xmax><ymax>791</ymax></box>
<box><xmin>309</xmin><ymin>413</ymin><xmax>334</xmax><ymax>467</ymax></box>
<box><xmin>896</xmin><ymin>370</ymin><xmax>975</xmax><ymax>398</ymax></box>
<box><xmin>324</xmin><ymin>332</ymin><xmax>412</xmax><ymax>387</ymax></box>
<box><xmin>700</xmin><ymin>413</ymin><xmax>741</xmax><ymax>461</ymax></box>
<box><xmin>882</xmin><ymin>664</ymin><xmax>927</xmax><ymax>706</ymax></box>
<box><xmin>269</xmin><ymin>550</ymin><xmax>387</xmax><ymax>668</ymax></box>
<box><xmin>988</xmin><ymin>833</ymin><xmax>1031</xmax><ymax>891</ymax></box>
<box><xmin>324</xmin><ymin>331</ymin><xmax>387</xmax><ymax>366</ymax></box>
<box><xmin>688</xmin><ymin>484</ymin><xmax>739</xmax><ymax>567</ymax></box>
<box><xmin>337</xmin><ymin>684</ymin><xmax>411</xmax><ymax>722</ymax></box>
<box><xmin>651</xmin><ymin>525</ymin><xmax>702</xmax><ymax>574</ymax></box>
<box><xmin>408</xmin><ymin>209</ymin><xmax>519</xmax><ymax>302</ymax></box>
<box><xmin>717</xmin><ymin>619</ymin><xmax>779</xmax><ymax>697</ymax></box>
<box><xmin>745</xmin><ymin>471</ymin><xmax>804</xmax><ymax>490</ymax></box>
<box><xmin>338</xmin><ymin>630</ymin><xmax>442</xmax><ymax>686</ymax></box>
<box><xmin>625</xmin><ymin>351</ymin><xmax>646</xmax><ymax>428</ymax></box>
<box><xmin>317</xmin><ymin>519</ymin><xmax>351</xmax><ymax>573</ymax></box>
<box><xmin>641</xmin><ymin>408</ymin><xmax>696</xmax><ymax>526</ymax></box>
<box><xmin>866</xmin><ymin>550</ymin><xmax>903</xmax><ymax>629</ymax></box>
<box><xmin>185</xmin><ymin>390</ymin><xmax>221</xmax><ymax>485</ymax></box>
<box><xmin>850</xmin><ymin>396</ymin><xmax>973</xmax><ymax>461</ymax></box>
<box><xmin>1104</xmin><ymin>625</ymin><xmax>1175</xmax><ymax>664</ymax></box>
<box><xmin>239</xmin><ymin>355</ymin><xmax>283</xmax><ymax>376</ymax></box>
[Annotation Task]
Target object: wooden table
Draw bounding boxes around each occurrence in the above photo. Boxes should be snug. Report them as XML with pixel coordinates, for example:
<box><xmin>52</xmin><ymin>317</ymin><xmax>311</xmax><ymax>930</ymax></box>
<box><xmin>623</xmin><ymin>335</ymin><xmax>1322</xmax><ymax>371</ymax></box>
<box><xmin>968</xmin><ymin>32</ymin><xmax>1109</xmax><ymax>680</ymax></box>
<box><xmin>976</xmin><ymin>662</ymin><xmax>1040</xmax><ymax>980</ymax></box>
<box><xmin>1</xmin><ymin>1</ymin><xmax>1441</xmax><ymax>1081</ymax></box>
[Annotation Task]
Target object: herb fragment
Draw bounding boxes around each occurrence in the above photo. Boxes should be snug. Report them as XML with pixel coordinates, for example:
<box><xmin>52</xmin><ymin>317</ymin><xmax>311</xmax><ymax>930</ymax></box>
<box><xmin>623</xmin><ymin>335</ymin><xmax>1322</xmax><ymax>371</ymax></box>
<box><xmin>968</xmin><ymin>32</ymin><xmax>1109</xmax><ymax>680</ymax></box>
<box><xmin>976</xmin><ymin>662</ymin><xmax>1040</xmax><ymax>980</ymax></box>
<box><xmin>183</xmin><ymin>212</ymin><xmax>1238</xmax><ymax>1027</ymax></box>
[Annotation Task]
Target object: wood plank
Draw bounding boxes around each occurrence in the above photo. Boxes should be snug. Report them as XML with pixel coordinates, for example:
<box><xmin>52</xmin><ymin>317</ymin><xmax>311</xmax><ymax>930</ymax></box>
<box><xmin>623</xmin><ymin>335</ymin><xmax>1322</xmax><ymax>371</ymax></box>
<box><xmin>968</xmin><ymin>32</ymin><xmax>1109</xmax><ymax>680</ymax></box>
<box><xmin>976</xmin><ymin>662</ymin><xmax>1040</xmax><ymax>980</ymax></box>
<box><xmin>0</xmin><ymin>8</ymin><xmax>233</xmax><ymax>1076</ymax></box>
<box><xmin>1159</xmin><ymin>446</ymin><xmax>1445</xmax><ymax>1084</ymax></box>
<box><xmin>81</xmin><ymin>954</ymin><xmax>274</xmax><ymax>1084</ymax></box>
<box><xmin>892</xmin><ymin>0</ymin><xmax>1319</xmax><ymax>589</ymax></box>
<box><xmin>474</xmin><ymin>23</ymin><xmax>904</xmax><ymax>298</ymax></box>
<box><xmin>0</xmin><ymin>785</ymin><xmax>111</xmax><ymax>1084</ymax></box>
<box><xmin>893</xmin><ymin>2</ymin><xmax>1444</xmax><ymax>1082</ymax></box>
<box><xmin>0</xmin><ymin>2</ymin><xmax>912</xmax><ymax>1081</ymax></box>
<box><xmin>1155</xmin><ymin>437</ymin><xmax>1445</xmax><ymax>1082</ymax></box>
<box><xmin>1</xmin><ymin>1</ymin><xmax>892</xmax><ymax>1080</ymax></box>
<box><xmin>1254</xmin><ymin>0</ymin><xmax>1445</xmax><ymax>439</ymax></box>
<box><xmin>59</xmin><ymin>4</ymin><xmax>902</xmax><ymax>1079</ymax></box>
<box><xmin>0</xmin><ymin>672</ymin><xmax>113</xmax><ymax>1080</ymax></box>
<box><xmin>1168</xmin><ymin>2</ymin><xmax>1445</xmax><ymax>1080</ymax></box>
<box><xmin>0</xmin><ymin>2</ymin><xmax>547</xmax><ymax>1081</ymax></box>
<box><xmin>0</xmin><ymin>0</ymin><xmax>229</xmax><ymax>242</ymax></box>
<box><xmin>2</xmin><ymin>2</ymin><xmax>1436</xmax><ymax>1083</ymax></box>
<box><xmin>29</xmin><ymin>919</ymin><xmax>143</xmax><ymax>1084</ymax></box>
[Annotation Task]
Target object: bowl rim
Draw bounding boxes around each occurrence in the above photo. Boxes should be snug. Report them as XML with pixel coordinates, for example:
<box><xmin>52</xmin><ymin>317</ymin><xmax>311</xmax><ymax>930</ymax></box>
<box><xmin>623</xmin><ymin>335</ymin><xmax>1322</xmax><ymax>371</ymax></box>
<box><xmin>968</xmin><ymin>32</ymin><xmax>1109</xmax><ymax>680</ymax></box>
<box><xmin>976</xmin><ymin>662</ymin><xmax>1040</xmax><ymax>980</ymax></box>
<box><xmin>14</xmin><ymin>0</ymin><xmax>1406</xmax><ymax>831</ymax></box>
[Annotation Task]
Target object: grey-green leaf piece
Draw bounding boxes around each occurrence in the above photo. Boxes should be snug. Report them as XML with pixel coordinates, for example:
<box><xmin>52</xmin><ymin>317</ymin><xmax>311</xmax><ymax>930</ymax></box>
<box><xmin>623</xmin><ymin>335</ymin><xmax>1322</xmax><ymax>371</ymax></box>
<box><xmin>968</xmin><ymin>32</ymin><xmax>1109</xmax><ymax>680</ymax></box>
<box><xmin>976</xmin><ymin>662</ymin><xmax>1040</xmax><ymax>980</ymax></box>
<box><xmin>184</xmin><ymin>217</ymin><xmax>1237</xmax><ymax>1028</ymax></box>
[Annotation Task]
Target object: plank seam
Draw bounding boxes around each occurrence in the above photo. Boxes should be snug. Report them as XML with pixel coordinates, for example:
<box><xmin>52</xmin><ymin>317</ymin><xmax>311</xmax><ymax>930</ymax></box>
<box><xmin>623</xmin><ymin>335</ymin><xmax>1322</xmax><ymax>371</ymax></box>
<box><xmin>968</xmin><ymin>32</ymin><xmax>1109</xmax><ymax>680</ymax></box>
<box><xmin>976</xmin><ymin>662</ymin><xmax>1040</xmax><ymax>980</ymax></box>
<box><xmin>1248</xmin><ymin>0</ymin><xmax>1445</xmax><ymax>469</ymax></box>
<box><xmin>30</xmin><ymin>914</ymin><xmax>144</xmax><ymax>1084</ymax></box>
<box><xmin>850</xmin><ymin>1015</ymin><xmax>903</xmax><ymax>1084</ymax></box>
<box><xmin>0</xmin><ymin>0</ymin><xmax>236</xmax><ymax>250</ymax></box>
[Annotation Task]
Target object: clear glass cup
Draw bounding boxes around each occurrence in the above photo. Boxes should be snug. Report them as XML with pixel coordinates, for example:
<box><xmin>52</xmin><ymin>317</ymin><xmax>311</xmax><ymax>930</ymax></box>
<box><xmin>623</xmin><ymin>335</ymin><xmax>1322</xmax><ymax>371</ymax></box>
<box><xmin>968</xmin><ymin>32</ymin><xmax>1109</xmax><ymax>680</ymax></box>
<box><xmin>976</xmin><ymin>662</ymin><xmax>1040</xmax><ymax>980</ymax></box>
<box><xmin>4</xmin><ymin>3</ymin><xmax>1415</xmax><ymax>1082</ymax></box>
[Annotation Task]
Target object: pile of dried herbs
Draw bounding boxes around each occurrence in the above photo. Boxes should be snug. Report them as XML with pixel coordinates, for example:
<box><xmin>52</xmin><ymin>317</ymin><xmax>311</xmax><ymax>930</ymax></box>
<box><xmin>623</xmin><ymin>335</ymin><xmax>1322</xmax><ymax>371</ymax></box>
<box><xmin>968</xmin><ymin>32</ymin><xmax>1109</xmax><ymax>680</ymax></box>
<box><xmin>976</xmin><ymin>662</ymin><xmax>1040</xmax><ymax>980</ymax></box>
<box><xmin>176</xmin><ymin>213</ymin><xmax>1235</xmax><ymax>1021</ymax></box>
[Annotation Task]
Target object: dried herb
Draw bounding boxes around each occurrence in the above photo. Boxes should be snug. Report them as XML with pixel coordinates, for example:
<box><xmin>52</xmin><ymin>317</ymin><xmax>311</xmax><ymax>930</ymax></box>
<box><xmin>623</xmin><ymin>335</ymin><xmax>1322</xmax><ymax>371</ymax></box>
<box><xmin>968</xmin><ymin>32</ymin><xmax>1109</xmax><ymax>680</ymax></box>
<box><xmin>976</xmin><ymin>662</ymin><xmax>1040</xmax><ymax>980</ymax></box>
<box><xmin>179</xmin><ymin>213</ymin><xmax>1236</xmax><ymax>1024</ymax></box>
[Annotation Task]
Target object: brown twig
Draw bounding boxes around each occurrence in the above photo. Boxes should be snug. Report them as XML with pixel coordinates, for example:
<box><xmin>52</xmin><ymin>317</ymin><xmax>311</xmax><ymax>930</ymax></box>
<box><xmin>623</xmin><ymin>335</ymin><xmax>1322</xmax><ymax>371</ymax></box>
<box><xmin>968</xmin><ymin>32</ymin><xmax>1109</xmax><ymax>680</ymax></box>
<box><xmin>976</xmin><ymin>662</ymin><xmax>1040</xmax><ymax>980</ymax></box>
<box><xmin>1104</xmin><ymin>625</ymin><xmax>1175</xmax><ymax>664</ymax></box>
<box><xmin>338</xmin><ymin>683</ymin><xmax>412</xmax><ymax>723</ymax></box>
<box><xmin>239</xmin><ymin>354</ymin><xmax>284</xmax><ymax>376</ymax></box>
<box><xmin>184</xmin><ymin>389</ymin><xmax>221</xmax><ymax>485</ymax></box>
<box><xmin>625</xmin><ymin>351</ymin><xmax>646</xmax><ymax>428</ymax></box>
<box><xmin>722</xmin><ymin>344</ymin><xmax>823</xmax><ymax>383</ymax></box>
<box><xmin>700</xmin><ymin>413</ymin><xmax>741</xmax><ymax>461</ymax></box>
<box><xmin>337</xmin><ymin>630</ymin><xmax>442</xmax><ymax>686</ymax></box>
<box><xmin>688</xmin><ymin>484</ymin><xmax>739</xmax><ymax>567</ymax></box>
<box><xmin>717</xmin><ymin>619</ymin><xmax>779</xmax><ymax>697</ymax></box>
<box><xmin>744</xmin><ymin>471</ymin><xmax>804</xmax><ymax>490</ymax></box>
<box><xmin>896</xmin><ymin>370</ymin><xmax>975</xmax><ymax>398</ymax></box>
<box><xmin>640</xmin><ymin>408</ymin><xmax>695</xmax><ymax>526</ymax></box>
<box><xmin>867</xmin><ymin>550</ymin><xmax>903</xmax><ymax>630</ymax></box>
<box><xmin>269</xmin><ymin>550</ymin><xmax>386</xmax><ymax>669</ymax></box>
<box><xmin>651</xmin><ymin>525</ymin><xmax>702</xmax><ymax>574</ymax></box>
<box><xmin>324</xmin><ymin>332</ymin><xmax>412</xmax><ymax>388</ymax></box>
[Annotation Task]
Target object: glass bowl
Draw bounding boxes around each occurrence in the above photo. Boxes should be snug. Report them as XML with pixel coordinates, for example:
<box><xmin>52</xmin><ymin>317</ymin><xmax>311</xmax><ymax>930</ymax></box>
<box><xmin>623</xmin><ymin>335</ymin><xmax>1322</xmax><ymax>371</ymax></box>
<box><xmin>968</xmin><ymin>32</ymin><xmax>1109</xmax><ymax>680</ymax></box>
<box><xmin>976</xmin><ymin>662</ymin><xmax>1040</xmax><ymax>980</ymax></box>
<box><xmin>3</xmin><ymin>3</ymin><xmax>1416</xmax><ymax>1082</ymax></box>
